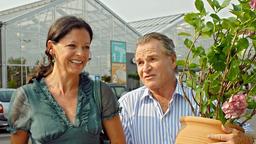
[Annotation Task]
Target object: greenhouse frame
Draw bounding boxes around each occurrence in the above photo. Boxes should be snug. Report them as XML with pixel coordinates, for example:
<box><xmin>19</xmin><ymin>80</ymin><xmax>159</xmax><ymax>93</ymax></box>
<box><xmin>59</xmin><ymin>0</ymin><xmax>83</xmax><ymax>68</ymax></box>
<box><xmin>0</xmin><ymin>0</ymin><xmax>140</xmax><ymax>88</ymax></box>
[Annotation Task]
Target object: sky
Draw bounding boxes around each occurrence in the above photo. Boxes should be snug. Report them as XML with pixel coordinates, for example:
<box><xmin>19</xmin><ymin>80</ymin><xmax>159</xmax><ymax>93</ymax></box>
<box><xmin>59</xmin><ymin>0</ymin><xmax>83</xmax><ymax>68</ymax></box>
<box><xmin>0</xmin><ymin>0</ymin><xmax>198</xmax><ymax>22</ymax></box>
<box><xmin>99</xmin><ymin>0</ymin><xmax>197</xmax><ymax>21</ymax></box>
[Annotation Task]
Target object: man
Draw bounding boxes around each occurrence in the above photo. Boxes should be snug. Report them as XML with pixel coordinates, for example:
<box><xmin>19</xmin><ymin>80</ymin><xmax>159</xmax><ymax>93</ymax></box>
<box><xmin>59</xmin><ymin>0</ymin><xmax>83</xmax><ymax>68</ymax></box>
<box><xmin>118</xmin><ymin>32</ymin><xmax>254</xmax><ymax>144</ymax></box>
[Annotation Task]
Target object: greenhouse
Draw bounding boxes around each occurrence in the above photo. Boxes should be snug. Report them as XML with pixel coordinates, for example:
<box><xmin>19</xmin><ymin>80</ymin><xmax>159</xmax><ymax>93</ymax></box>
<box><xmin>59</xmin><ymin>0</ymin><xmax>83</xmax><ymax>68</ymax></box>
<box><xmin>129</xmin><ymin>14</ymin><xmax>213</xmax><ymax>60</ymax></box>
<box><xmin>0</xmin><ymin>0</ymin><xmax>140</xmax><ymax>88</ymax></box>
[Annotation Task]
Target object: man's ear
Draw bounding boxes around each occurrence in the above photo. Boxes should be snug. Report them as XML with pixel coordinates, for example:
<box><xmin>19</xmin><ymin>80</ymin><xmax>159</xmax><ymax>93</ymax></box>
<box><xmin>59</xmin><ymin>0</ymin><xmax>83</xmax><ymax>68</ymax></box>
<box><xmin>169</xmin><ymin>54</ymin><xmax>177</xmax><ymax>69</ymax></box>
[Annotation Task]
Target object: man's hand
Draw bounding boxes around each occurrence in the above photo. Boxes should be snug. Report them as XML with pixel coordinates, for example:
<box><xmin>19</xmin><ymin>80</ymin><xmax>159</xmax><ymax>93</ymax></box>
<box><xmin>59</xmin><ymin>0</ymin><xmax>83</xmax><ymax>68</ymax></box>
<box><xmin>208</xmin><ymin>125</ymin><xmax>254</xmax><ymax>144</ymax></box>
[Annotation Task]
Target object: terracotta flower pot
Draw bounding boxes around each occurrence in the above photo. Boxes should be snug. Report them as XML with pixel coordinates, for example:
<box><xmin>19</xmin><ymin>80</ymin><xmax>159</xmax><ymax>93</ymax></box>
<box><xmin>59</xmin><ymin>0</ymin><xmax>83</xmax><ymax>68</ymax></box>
<box><xmin>176</xmin><ymin>116</ymin><xmax>243</xmax><ymax>144</ymax></box>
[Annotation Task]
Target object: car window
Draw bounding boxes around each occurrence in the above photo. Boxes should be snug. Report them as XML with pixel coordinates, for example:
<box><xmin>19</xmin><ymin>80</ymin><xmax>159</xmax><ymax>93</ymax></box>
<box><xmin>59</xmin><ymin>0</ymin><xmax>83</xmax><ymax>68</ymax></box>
<box><xmin>0</xmin><ymin>91</ymin><xmax>14</xmax><ymax>102</ymax></box>
<box><xmin>108</xmin><ymin>84</ymin><xmax>127</xmax><ymax>99</ymax></box>
<box><xmin>115</xmin><ymin>87</ymin><xmax>126</xmax><ymax>97</ymax></box>
<box><xmin>110</xmin><ymin>87</ymin><xmax>116</xmax><ymax>95</ymax></box>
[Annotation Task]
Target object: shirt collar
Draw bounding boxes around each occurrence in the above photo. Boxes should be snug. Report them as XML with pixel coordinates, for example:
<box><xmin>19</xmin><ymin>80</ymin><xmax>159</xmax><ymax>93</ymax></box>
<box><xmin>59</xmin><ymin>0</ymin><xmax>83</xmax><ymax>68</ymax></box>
<box><xmin>140</xmin><ymin>79</ymin><xmax>184</xmax><ymax>101</ymax></box>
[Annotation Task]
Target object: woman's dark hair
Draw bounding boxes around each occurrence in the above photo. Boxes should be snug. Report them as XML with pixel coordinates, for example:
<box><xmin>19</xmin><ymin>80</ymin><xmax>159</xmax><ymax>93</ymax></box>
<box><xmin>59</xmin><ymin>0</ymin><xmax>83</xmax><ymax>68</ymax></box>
<box><xmin>28</xmin><ymin>15</ymin><xmax>93</xmax><ymax>83</ymax></box>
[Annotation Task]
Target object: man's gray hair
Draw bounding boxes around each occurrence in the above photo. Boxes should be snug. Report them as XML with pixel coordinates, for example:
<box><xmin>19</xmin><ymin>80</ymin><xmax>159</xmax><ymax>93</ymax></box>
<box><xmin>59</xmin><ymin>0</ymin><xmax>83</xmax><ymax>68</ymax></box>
<box><xmin>136</xmin><ymin>32</ymin><xmax>175</xmax><ymax>55</ymax></box>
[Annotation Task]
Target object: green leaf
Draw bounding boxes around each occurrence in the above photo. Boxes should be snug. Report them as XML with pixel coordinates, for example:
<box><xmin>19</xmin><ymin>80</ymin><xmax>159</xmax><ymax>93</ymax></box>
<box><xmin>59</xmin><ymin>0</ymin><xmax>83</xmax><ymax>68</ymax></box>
<box><xmin>207</xmin><ymin>73</ymin><xmax>221</xmax><ymax>94</ymax></box>
<box><xmin>201</xmin><ymin>103</ymin><xmax>208</xmax><ymax>114</ymax></box>
<box><xmin>221</xmin><ymin>0</ymin><xmax>231</xmax><ymax>8</ymax></box>
<box><xmin>228</xmin><ymin>17</ymin><xmax>240</xmax><ymax>26</ymax></box>
<box><xmin>189</xmin><ymin>63</ymin><xmax>199</xmax><ymax>69</ymax></box>
<box><xmin>247</xmin><ymin>95</ymin><xmax>256</xmax><ymax>109</ymax></box>
<box><xmin>195</xmin><ymin>87</ymin><xmax>203</xmax><ymax>102</ymax></box>
<box><xmin>227</xmin><ymin>60</ymin><xmax>240</xmax><ymax>81</ymax></box>
<box><xmin>199</xmin><ymin>56</ymin><xmax>207</xmax><ymax>69</ymax></box>
<box><xmin>222</xmin><ymin>19</ymin><xmax>231</xmax><ymax>29</ymax></box>
<box><xmin>221</xmin><ymin>35</ymin><xmax>232</xmax><ymax>54</ymax></box>
<box><xmin>178</xmin><ymin>32</ymin><xmax>191</xmax><ymax>36</ymax></box>
<box><xmin>210</xmin><ymin>14</ymin><xmax>220</xmax><ymax>22</ymax></box>
<box><xmin>197</xmin><ymin>46</ymin><xmax>206</xmax><ymax>57</ymax></box>
<box><xmin>203</xmin><ymin>22</ymin><xmax>214</xmax><ymax>32</ymax></box>
<box><xmin>207</xmin><ymin>49</ymin><xmax>226</xmax><ymax>71</ymax></box>
<box><xmin>217</xmin><ymin>108</ymin><xmax>226</xmax><ymax>124</ymax></box>
<box><xmin>192</xmin><ymin>46</ymin><xmax>206</xmax><ymax>58</ymax></box>
<box><xmin>248</xmin><ymin>11</ymin><xmax>256</xmax><ymax>20</ymax></box>
<box><xmin>207</xmin><ymin>0</ymin><xmax>216</xmax><ymax>11</ymax></box>
<box><xmin>236</xmin><ymin>38</ymin><xmax>249</xmax><ymax>53</ymax></box>
<box><xmin>176</xmin><ymin>60</ymin><xmax>186</xmax><ymax>67</ymax></box>
<box><xmin>213</xmin><ymin>0</ymin><xmax>221</xmax><ymax>11</ymax></box>
<box><xmin>243</xmin><ymin>10</ymin><xmax>255</xmax><ymax>22</ymax></box>
<box><xmin>184</xmin><ymin>38</ymin><xmax>195</xmax><ymax>50</ymax></box>
<box><xmin>186</xmin><ymin>79</ymin><xmax>196</xmax><ymax>89</ymax></box>
<box><xmin>242</xmin><ymin>72</ymin><xmax>256</xmax><ymax>84</ymax></box>
<box><xmin>232</xmin><ymin>3</ymin><xmax>241</xmax><ymax>11</ymax></box>
<box><xmin>184</xmin><ymin>13</ymin><xmax>203</xmax><ymax>31</ymax></box>
<box><xmin>184</xmin><ymin>13</ymin><xmax>199</xmax><ymax>26</ymax></box>
<box><xmin>201</xmin><ymin>21</ymin><xmax>214</xmax><ymax>37</ymax></box>
<box><xmin>230</xmin><ymin>10</ymin><xmax>243</xmax><ymax>18</ymax></box>
<box><xmin>195</xmin><ymin>0</ymin><xmax>206</xmax><ymax>15</ymax></box>
<box><xmin>222</xmin><ymin>17</ymin><xmax>240</xmax><ymax>30</ymax></box>
<box><xmin>249</xmin><ymin>85</ymin><xmax>256</xmax><ymax>96</ymax></box>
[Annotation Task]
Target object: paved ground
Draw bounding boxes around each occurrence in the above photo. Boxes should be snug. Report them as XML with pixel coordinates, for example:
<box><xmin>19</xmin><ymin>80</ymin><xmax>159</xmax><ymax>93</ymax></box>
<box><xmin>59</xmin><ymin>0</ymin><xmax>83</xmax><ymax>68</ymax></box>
<box><xmin>0</xmin><ymin>132</ymin><xmax>9</xmax><ymax>144</ymax></box>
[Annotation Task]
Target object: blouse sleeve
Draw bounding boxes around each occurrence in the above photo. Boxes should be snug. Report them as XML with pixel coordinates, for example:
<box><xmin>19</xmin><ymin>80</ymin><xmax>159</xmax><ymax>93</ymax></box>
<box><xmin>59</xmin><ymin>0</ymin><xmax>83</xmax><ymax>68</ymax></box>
<box><xmin>8</xmin><ymin>87</ymin><xmax>31</xmax><ymax>133</ymax></box>
<box><xmin>100</xmin><ymin>82</ymin><xmax>120</xmax><ymax>120</ymax></box>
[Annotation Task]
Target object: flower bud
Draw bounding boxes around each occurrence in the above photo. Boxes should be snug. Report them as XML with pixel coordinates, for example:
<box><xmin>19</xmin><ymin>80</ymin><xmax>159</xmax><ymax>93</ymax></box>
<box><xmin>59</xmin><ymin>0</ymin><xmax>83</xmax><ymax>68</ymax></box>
<box><xmin>250</xmin><ymin>0</ymin><xmax>256</xmax><ymax>9</ymax></box>
<box><xmin>222</xmin><ymin>94</ymin><xmax>247</xmax><ymax>119</ymax></box>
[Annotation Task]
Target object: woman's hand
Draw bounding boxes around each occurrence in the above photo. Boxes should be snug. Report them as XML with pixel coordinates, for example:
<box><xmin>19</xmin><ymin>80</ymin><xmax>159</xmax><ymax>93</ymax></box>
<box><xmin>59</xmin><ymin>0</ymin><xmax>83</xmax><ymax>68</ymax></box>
<box><xmin>10</xmin><ymin>130</ymin><xmax>29</xmax><ymax>144</ymax></box>
<box><xmin>208</xmin><ymin>125</ymin><xmax>254</xmax><ymax>144</ymax></box>
<box><xmin>103</xmin><ymin>115</ymin><xmax>126</xmax><ymax>144</ymax></box>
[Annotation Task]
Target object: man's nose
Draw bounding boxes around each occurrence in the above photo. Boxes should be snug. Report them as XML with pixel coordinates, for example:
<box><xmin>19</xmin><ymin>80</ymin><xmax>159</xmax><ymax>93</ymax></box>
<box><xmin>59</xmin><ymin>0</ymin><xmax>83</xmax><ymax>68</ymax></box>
<box><xmin>143</xmin><ymin>63</ymin><xmax>152</xmax><ymax>72</ymax></box>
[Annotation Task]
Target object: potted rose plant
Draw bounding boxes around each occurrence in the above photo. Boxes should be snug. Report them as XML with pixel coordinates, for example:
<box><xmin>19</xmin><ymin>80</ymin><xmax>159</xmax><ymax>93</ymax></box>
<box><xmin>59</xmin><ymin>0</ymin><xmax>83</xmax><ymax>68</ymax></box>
<box><xmin>176</xmin><ymin>0</ymin><xmax>256</xmax><ymax>143</ymax></box>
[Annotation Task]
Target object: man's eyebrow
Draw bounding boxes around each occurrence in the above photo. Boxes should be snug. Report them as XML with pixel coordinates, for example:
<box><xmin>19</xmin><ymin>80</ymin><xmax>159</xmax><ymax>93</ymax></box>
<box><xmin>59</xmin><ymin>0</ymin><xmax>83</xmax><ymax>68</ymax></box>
<box><xmin>146</xmin><ymin>54</ymin><xmax>159</xmax><ymax>58</ymax></box>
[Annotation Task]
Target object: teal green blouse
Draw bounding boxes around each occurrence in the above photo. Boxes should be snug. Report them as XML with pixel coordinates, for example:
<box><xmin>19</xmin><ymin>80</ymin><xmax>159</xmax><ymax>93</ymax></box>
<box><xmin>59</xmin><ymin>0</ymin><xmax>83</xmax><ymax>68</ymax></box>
<box><xmin>8</xmin><ymin>73</ymin><xmax>119</xmax><ymax>144</ymax></box>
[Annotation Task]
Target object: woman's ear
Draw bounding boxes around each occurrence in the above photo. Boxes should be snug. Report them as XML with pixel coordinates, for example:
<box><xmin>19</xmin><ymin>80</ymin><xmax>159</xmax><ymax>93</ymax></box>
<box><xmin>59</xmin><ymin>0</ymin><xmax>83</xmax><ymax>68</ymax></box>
<box><xmin>47</xmin><ymin>40</ymin><xmax>54</xmax><ymax>49</ymax></box>
<box><xmin>47</xmin><ymin>40</ymin><xmax>55</xmax><ymax>55</ymax></box>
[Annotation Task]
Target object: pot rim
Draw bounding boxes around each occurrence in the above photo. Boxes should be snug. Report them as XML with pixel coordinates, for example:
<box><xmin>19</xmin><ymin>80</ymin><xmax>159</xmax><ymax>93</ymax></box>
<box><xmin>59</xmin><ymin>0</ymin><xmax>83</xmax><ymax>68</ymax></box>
<box><xmin>180</xmin><ymin>116</ymin><xmax>222</xmax><ymax>126</ymax></box>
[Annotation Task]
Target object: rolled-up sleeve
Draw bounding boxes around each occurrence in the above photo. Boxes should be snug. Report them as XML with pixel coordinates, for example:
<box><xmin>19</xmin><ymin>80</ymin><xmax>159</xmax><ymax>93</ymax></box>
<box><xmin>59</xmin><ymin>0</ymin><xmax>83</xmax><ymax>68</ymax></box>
<box><xmin>8</xmin><ymin>87</ymin><xmax>31</xmax><ymax>133</ymax></box>
<box><xmin>101</xmin><ymin>82</ymin><xmax>120</xmax><ymax>120</ymax></box>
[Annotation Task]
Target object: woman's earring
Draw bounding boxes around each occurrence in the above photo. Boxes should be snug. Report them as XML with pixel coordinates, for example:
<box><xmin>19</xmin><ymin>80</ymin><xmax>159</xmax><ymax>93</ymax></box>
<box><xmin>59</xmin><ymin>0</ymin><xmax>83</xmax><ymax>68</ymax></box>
<box><xmin>49</xmin><ymin>49</ymin><xmax>53</xmax><ymax>55</ymax></box>
<box><xmin>88</xmin><ymin>51</ymin><xmax>92</xmax><ymax>61</ymax></box>
<box><xmin>49</xmin><ymin>49</ymin><xmax>55</xmax><ymax>63</ymax></box>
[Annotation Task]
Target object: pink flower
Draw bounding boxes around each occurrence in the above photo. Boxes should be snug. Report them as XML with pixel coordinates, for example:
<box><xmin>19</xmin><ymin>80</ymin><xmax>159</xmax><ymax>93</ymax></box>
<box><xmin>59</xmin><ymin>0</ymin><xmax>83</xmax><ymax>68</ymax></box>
<box><xmin>250</xmin><ymin>0</ymin><xmax>256</xmax><ymax>9</ymax></box>
<box><xmin>222</xmin><ymin>94</ymin><xmax>247</xmax><ymax>119</ymax></box>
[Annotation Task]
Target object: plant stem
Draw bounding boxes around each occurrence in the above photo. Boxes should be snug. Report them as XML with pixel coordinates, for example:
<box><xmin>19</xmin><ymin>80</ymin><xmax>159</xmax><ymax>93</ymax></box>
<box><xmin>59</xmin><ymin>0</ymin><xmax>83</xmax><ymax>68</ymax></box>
<box><xmin>179</xmin><ymin>79</ymin><xmax>196</xmax><ymax>115</ymax></box>
<box><xmin>179</xmin><ymin>32</ymin><xmax>201</xmax><ymax>115</ymax></box>
<box><xmin>215</xmin><ymin>30</ymin><xmax>238</xmax><ymax>119</ymax></box>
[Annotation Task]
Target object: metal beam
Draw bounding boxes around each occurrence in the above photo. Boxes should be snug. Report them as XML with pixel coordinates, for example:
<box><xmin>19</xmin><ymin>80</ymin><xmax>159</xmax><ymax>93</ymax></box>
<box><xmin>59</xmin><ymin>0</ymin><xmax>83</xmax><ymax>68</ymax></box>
<box><xmin>4</xmin><ymin>0</ymin><xmax>66</xmax><ymax>25</ymax></box>
<box><xmin>0</xmin><ymin>22</ymin><xmax>7</xmax><ymax>88</ymax></box>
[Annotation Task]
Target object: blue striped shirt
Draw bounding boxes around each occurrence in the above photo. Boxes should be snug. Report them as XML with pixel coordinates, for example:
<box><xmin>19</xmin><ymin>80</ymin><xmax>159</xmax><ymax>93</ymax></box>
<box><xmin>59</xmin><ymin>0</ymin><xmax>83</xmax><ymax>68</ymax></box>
<box><xmin>118</xmin><ymin>82</ymin><xmax>197</xmax><ymax>144</ymax></box>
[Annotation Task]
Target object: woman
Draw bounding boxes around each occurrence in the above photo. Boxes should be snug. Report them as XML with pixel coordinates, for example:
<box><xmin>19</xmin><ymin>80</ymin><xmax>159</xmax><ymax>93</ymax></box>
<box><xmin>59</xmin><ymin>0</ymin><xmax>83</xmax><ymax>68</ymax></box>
<box><xmin>8</xmin><ymin>16</ymin><xmax>125</xmax><ymax>144</ymax></box>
